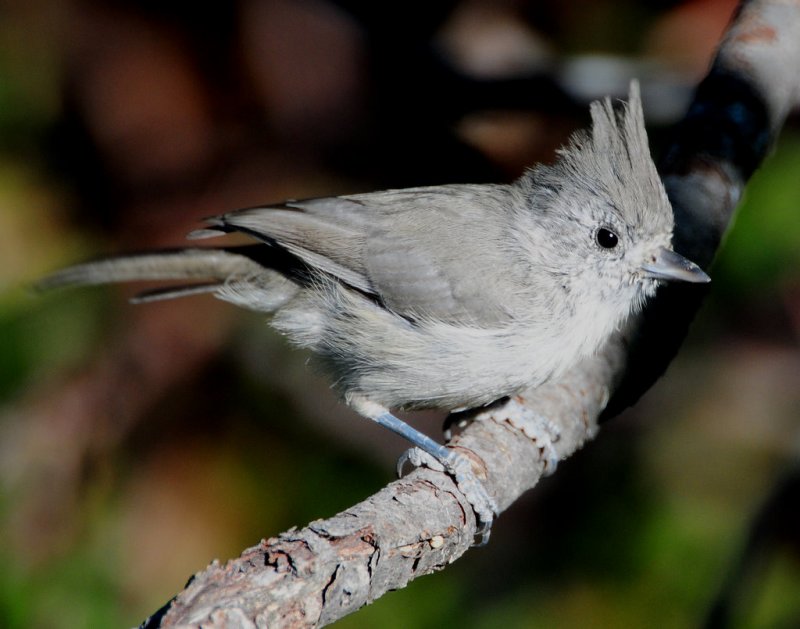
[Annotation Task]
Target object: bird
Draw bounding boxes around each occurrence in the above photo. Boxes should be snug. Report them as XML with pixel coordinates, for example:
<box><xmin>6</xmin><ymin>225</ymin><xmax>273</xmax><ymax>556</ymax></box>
<box><xmin>40</xmin><ymin>82</ymin><xmax>710</xmax><ymax>543</ymax></box>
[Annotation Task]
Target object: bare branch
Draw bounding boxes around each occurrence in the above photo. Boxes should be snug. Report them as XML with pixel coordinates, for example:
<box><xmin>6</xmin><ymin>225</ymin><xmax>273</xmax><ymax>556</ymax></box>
<box><xmin>145</xmin><ymin>1</ymin><xmax>800</xmax><ymax>626</ymax></box>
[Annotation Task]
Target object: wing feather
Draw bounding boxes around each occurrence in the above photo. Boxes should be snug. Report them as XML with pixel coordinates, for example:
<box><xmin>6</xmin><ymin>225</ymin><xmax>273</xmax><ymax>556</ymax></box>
<box><xmin>203</xmin><ymin>184</ymin><xmax>528</xmax><ymax>324</ymax></box>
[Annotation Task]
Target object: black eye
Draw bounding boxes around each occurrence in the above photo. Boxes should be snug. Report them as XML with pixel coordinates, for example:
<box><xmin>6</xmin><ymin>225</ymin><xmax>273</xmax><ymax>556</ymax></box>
<box><xmin>596</xmin><ymin>227</ymin><xmax>619</xmax><ymax>249</ymax></box>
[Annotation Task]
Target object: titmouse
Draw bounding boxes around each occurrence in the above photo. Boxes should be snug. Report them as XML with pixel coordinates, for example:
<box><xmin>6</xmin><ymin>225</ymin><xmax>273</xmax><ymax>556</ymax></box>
<box><xmin>41</xmin><ymin>82</ymin><xmax>709</xmax><ymax>543</ymax></box>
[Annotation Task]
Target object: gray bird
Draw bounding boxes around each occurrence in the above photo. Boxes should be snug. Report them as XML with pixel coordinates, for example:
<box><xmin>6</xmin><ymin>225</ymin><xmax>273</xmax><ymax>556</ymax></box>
<box><xmin>41</xmin><ymin>82</ymin><xmax>709</xmax><ymax>542</ymax></box>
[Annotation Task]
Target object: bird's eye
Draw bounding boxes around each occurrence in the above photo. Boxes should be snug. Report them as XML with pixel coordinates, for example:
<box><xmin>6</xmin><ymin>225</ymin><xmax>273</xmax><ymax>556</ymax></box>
<box><xmin>596</xmin><ymin>227</ymin><xmax>619</xmax><ymax>249</ymax></box>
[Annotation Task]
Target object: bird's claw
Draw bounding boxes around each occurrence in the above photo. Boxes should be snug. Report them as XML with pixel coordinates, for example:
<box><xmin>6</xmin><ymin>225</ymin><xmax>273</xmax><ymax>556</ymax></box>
<box><xmin>500</xmin><ymin>400</ymin><xmax>562</xmax><ymax>475</ymax></box>
<box><xmin>398</xmin><ymin>447</ymin><xmax>497</xmax><ymax>546</ymax></box>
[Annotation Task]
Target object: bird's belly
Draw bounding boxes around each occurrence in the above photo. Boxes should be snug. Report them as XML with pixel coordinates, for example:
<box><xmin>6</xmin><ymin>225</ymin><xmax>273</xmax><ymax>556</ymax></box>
<box><xmin>326</xmin><ymin>319</ymin><xmax>568</xmax><ymax>411</ymax></box>
<box><xmin>275</xmin><ymin>282</ymin><xmax>615</xmax><ymax>412</ymax></box>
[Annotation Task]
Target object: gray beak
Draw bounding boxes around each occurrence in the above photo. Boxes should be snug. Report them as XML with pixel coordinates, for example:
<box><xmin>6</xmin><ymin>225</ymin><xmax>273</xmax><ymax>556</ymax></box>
<box><xmin>641</xmin><ymin>247</ymin><xmax>710</xmax><ymax>283</ymax></box>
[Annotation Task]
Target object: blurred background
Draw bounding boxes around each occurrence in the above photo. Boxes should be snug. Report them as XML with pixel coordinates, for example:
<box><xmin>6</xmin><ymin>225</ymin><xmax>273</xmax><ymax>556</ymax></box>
<box><xmin>1</xmin><ymin>0</ymin><xmax>799</xmax><ymax>627</ymax></box>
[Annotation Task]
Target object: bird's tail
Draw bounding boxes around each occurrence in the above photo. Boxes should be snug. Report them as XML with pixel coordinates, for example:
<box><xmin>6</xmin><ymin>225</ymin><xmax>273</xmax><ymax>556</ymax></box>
<box><xmin>38</xmin><ymin>247</ymin><xmax>269</xmax><ymax>304</ymax></box>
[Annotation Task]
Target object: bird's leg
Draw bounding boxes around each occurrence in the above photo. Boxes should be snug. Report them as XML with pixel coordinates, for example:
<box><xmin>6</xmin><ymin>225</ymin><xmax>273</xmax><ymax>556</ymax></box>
<box><xmin>347</xmin><ymin>395</ymin><xmax>497</xmax><ymax>545</ymax></box>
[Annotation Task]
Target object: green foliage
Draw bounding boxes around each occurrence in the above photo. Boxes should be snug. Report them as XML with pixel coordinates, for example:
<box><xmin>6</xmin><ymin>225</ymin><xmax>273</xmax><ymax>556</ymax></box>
<box><xmin>714</xmin><ymin>132</ymin><xmax>800</xmax><ymax>296</ymax></box>
<box><xmin>0</xmin><ymin>291</ymin><xmax>110</xmax><ymax>402</ymax></box>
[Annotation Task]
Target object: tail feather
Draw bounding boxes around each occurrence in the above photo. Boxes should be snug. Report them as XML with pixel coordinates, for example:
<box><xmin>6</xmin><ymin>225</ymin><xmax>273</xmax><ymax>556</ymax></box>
<box><xmin>130</xmin><ymin>282</ymin><xmax>223</xmax><ymax>304</ymax></box>
<box><xmin>38</xmin><ymin>248</ymin><xmax>261</xmax><ymax>291</ymax></box>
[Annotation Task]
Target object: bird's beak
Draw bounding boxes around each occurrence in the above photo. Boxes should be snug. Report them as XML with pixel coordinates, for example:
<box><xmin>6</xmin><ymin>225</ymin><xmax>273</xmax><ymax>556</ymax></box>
<box><xmin>641</xmin><ymin>247</ymin><xmax>710</xmax><ymax>283</ymax></box>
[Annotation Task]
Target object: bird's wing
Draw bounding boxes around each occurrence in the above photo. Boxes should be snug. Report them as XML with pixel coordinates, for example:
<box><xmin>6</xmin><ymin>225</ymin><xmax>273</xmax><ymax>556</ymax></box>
<box><xmin>201</xmin><ymin>184</ymin><xmax>527</xmax><ymax>325</ymax></box>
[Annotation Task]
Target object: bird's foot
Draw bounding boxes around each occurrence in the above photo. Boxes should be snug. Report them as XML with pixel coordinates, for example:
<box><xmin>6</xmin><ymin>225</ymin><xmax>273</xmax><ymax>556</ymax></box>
<box><xmin>398</xmin><ymin>446</ymin><xmax>497</xmax><ymax>546</ymax></box>
<box><xmin>500</xmin><ymin>398</ymin><xmax>561</xmax><ymax>475</ymax></box>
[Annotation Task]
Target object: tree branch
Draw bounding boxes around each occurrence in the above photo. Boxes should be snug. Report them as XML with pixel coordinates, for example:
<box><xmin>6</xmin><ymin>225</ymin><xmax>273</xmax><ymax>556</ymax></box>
<box><xmin>145</xmin><ymin>1</ymin><xmax>800</xmax><ymax>626</ymax></box>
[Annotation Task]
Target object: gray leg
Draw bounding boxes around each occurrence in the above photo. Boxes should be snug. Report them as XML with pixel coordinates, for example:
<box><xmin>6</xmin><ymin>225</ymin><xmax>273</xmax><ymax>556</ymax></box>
<box><xmin>347</xmin><ymin>395</ymin><xmax>497</xmax><ymax>545</ymax></box>
<box><xmin>371</xmin><ymin>411</ymin><xmax>451</xmax><ymax>460</ymax></box>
